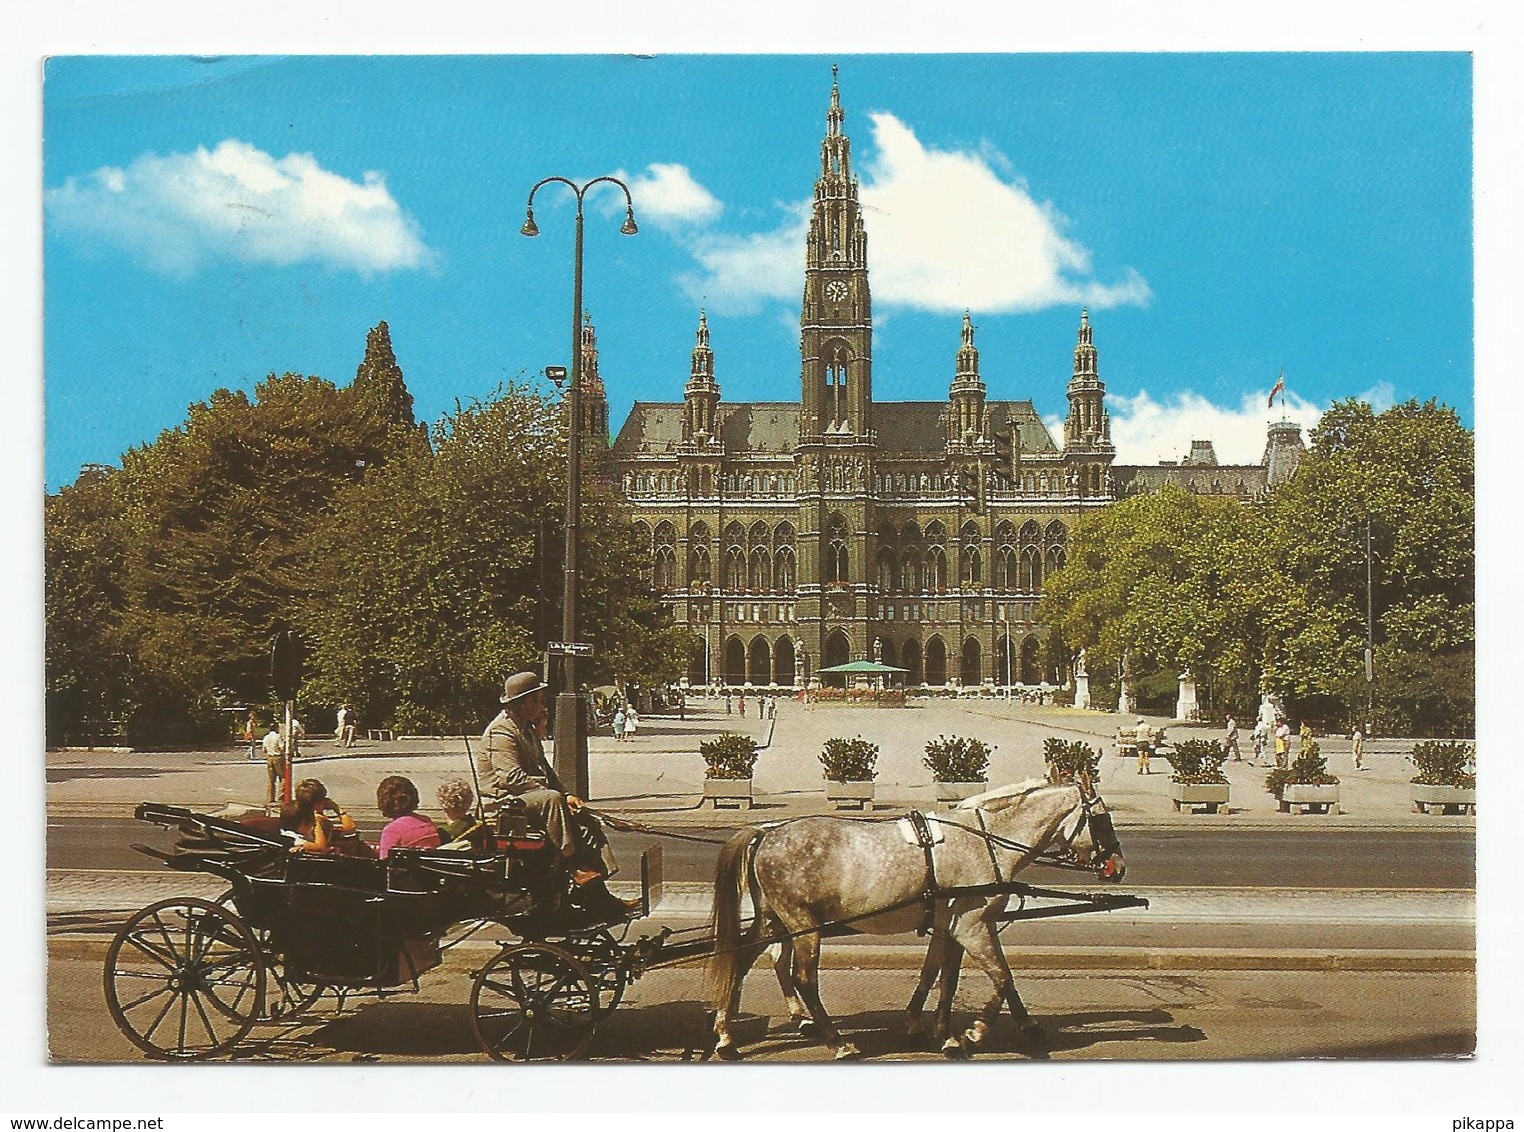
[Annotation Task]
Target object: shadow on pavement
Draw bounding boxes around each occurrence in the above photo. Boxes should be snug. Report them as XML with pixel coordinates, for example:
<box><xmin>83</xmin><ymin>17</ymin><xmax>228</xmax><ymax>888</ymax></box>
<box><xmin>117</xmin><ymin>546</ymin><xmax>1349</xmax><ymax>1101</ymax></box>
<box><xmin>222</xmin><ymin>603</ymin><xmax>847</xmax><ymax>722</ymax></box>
<box><xmin>48</xmin><ymin>767</ymin><xmax>171</xmax><ymax>783</ymax></box>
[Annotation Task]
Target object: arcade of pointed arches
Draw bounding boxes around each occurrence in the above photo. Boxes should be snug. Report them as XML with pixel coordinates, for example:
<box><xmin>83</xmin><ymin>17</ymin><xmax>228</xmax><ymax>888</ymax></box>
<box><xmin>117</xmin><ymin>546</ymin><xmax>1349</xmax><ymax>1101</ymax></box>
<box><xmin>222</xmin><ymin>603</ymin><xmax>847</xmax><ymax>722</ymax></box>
<box><xmin>634</xmin><ymin>515</ymin><xmax>1066</xmax><ymax>596</ymax></box>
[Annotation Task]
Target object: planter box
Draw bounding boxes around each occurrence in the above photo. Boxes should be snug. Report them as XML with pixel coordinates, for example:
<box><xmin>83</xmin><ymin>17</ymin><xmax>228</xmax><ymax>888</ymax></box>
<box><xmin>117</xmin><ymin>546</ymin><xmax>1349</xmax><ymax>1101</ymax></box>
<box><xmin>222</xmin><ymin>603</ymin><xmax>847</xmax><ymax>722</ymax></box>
<box><xmin>1170</xmin><ymin>781</ymin><xmax>1230</xmax><ymax>814</ymax></box>
<box><xmin>1279</xmin><ymin>783</ymin><xmax>1340</xmax><ymax>814</ymax></box>
<box><xmin>704</xmin><ymin>777</ymin><xmax>753</xmax><ymax>809</ymax></box>
<box><xmin>934</xmin><ymin>781</ymin><xmax>988</xmax><ymax>803</ymax></box>
<box><xmin>826</xmin><ymin>780</ymin><xmax>875</xmax><ymax>811</ymax></box>
<box><xmin>1410</xmin><ymin>784</ymin><xmax>1476</xmax><ymax>815</ymax></box>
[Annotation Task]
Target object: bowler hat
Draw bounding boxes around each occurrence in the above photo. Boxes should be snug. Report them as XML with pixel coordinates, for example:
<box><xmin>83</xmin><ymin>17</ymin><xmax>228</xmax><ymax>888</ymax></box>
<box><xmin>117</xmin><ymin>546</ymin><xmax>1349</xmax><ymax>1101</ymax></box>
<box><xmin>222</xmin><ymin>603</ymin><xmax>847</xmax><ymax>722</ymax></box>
<box><xmin>500</xmin><ymin>671</ymin><xmax>546</xmax><ymax>704</ymax></box>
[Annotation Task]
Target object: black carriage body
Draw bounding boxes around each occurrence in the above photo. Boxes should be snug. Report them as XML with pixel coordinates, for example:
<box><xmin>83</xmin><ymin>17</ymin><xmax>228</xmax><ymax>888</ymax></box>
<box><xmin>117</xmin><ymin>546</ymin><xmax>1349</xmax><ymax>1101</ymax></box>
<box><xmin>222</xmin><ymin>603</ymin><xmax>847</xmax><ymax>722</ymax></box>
<box><xmin>131</xmin><ymin>803</ymin><xmax>562</xmax><ymax>988</ymax></box>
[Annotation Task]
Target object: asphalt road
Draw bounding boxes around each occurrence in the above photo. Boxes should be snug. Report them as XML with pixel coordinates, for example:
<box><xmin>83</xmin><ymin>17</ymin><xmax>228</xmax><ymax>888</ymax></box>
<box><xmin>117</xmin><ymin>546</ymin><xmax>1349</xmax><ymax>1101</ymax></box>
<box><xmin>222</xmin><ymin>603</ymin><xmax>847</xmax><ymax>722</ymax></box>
<box><xmin>46</xmin><ymin>944</ymin><xmax>1476</xmax><ymax>1063</ymax></box>
<box><xmin>50</xmin><ymin>817</ymin><xmax>1476</xmax><ymax>889</ymax></box>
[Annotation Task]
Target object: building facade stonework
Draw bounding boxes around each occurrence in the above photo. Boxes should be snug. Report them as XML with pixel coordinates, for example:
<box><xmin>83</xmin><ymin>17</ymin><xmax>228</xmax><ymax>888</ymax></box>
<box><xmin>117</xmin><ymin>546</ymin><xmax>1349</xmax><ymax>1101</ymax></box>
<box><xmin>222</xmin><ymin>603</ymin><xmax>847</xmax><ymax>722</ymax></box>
<box><xmin>600</xmin><ymin>76</ymin><xmax>1303</xmax><ymax>689</ymax></box>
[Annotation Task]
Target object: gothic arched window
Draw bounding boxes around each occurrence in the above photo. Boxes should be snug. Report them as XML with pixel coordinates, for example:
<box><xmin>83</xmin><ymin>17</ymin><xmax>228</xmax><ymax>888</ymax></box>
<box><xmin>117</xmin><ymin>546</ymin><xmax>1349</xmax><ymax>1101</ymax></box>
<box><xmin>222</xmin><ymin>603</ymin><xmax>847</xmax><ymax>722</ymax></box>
<box><xmin>724</xmin><ymin>548</ymin><xmax>746</xmax><ymax>592</ymax></box>
<box><xmin>927</xmin><ymin>546</ymin><xmax>948</xmax><ymax>592</ymax></box>
<box><xmin>654</xmin><ymin>547</ymin><xmax>677</xmax><ymax>592</ymax></box>
<box><xmin>825</xmin><ymin>512</ymin><xmax>849</xmax><ymax>583</ymax></box>
<box><xmin>962</xmin><ymin>545</ymin><xmax>982</xmax><ymax>586</ymax></box>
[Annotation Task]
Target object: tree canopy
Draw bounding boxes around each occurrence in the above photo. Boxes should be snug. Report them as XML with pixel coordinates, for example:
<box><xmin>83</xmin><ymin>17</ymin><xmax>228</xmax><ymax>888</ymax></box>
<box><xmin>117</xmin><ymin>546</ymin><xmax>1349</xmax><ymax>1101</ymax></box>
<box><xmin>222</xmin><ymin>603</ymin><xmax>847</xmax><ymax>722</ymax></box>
<box><xmin>44</xmin><ymin>322</ymin><xmax>683</xmax><ymax>745</ymax></box>
<box><xmin>1041</xmin><ymin>398</ymin><xmax>1474</xmax><ymax>735</ymax></box>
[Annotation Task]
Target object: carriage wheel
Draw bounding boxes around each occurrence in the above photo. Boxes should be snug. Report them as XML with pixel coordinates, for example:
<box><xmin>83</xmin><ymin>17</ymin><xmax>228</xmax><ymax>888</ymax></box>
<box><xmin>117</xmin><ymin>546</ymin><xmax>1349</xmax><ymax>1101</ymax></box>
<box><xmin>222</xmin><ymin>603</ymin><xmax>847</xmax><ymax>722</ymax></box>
<box><xmin>469</xmin><ymin>943</ymin><xmax>597</xmax><ymax>1061</ymax></box>
<box><xmin>566</xmin><ymin>929</ymin><xmax>628</xmax><ymax>1016</ymax></box>
<box><xmin>214</xmin><ymin>888</ymin><xmax>326</xmax><ymax>1019</ymax></box>
<box><xmin>104</xmin><ymin>897</ymin><xmax>266</xmax><ymax>1060</ymax></box>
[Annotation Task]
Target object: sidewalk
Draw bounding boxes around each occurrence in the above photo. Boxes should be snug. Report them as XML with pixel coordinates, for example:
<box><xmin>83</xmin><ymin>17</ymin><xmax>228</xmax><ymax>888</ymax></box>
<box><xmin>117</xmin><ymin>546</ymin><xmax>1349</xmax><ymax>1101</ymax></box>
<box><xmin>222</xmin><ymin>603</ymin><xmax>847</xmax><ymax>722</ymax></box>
<box><xmin>46</xmin><ymin>698</ymin><xmax>1476</xmax><ymax>833</ymax></box>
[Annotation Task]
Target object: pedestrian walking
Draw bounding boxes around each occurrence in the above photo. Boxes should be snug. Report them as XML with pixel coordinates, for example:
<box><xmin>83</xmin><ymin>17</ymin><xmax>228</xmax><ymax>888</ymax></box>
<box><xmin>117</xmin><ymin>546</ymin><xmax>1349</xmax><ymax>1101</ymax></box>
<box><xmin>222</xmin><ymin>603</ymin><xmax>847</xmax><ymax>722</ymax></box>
<box><xmin>624</xmin><ymin>705</ymin><xmax>639</xmax><ymax>738</ymax></box>
<box><xmin>336</xmin><ymin>704</ymin><xmax>349</xmax><ymax>744</ymax></box>
<box><xmin>262</xmin><ymin>726</ymin><xmax>285</xmax><ymax>805</ymax></box>
<box><xmin>1274</xmin><ymin>719</ymin><xmax>1291</xmax><ymax>769</ymax></box>
<box><xmin>612</xmin><ymin>706</ymin><xmax>626</xmax><ymax>742</ymax></box>
<box><xmin>1250</xmin><ymin>719</ymin><xmax>1266</xmax><ymax>766</ymax></box>
<box><xmin>1224</xmin><ymin>715</ymin><xmax>1241</xmax><ymax>761</ymax></box>
<box><xmin>341</xmin><ymin>704</ymin><xmax>357</xmax><ymax>747</ymax></box>
<box><xmin>243</xmin><ymin>711</ymin><xmax>259</xmax><ymax>761</ymax></box>
<box><xmin>1351</xmin><ymin>724</ymin><xmax>1366</xmax><ymax>771</ymax></box>
<box><xmin>724</xmin><ymin>691</ymin><xmax>732</xmax><ymax>716</ymax></box>
<box><xmin>1134</xmin><ymin>717</ymin><xmax>1153</xmax><ymax>775</ymax></box>
<box><xmin>738</xmin><ymin>693</ymin><xmax>746</xmax><ymax>718</ymax></box>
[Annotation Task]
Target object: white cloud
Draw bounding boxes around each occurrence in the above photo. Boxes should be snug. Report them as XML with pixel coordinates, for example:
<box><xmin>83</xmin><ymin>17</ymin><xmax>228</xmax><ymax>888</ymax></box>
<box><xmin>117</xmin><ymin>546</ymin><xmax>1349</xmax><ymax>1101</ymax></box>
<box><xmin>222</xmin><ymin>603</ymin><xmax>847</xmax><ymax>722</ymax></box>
<box><xmin>676</xmin><ymin>205</ymin><xmax>810</xmax><ymax>315</ymax></box>
<box><xmin>618</xmin><ymin>163</ymin><xmax>723</xmax><ymax>228</ymax></box>
<box><xmin>1105</xmin><ymin>388</ymin><xmax>1324</xmax><ymax>466</ymax></box>
<box><xmin>46</xmin><ymin>139</ymin><xmax>435</xmax><ymax>276</ymax></box>
<box><xmin>675</xmin><ymin>112</ymin><xmax>1149</xmax><ymax>316</ymax></box>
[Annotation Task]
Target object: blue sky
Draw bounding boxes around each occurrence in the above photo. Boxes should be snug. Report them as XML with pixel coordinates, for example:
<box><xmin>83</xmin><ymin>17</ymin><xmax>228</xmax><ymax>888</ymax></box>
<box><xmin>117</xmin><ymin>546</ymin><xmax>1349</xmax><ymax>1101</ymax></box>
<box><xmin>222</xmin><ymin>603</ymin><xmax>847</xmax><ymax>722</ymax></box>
<box><xmin>42</xmin><ymin>53</ymin><xmax>1472</xmax><ymax>491</ymax></box>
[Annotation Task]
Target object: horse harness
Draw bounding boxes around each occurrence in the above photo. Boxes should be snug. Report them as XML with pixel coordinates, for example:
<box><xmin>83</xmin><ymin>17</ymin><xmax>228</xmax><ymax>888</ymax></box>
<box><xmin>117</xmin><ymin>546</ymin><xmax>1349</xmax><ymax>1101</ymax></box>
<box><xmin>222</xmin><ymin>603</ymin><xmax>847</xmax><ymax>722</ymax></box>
<box><xmin>903</xmin><ymin>791</ymin><xmax>1122</xmax><ymax>935</ymax></box>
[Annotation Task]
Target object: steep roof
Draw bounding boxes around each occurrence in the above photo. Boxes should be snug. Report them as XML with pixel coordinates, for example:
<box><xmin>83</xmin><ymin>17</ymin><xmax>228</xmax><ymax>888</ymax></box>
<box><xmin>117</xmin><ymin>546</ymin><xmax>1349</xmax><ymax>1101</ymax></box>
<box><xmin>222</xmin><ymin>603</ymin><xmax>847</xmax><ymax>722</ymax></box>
<box><xmin>1112</xmin><ymin>463</ymin><xmax>1267</xmax><ymax>499</ymax></box>
<box><xmin>612</xmin><ymin>399</ymin><xmax>1058</xmax><ymax>458</ymax></box>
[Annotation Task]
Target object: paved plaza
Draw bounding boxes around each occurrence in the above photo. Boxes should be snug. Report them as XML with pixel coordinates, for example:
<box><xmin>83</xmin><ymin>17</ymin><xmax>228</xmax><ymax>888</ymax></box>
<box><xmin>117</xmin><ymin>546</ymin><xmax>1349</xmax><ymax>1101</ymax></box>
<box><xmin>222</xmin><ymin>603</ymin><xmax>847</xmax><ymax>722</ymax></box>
<box><xmin>46</xmin><ymin>696</ymin><xmax>1472</xmax><ymax>831</ymax></box>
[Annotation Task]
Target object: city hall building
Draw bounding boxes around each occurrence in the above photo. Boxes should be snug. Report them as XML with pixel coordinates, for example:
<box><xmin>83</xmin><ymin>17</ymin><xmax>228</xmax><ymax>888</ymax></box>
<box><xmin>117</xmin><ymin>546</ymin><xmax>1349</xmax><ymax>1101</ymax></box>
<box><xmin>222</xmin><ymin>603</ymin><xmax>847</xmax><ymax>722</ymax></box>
<box><xmin>589</xmin><ymin>76</ymin><xmax>1303</xmax><ymax>689</ymax></box>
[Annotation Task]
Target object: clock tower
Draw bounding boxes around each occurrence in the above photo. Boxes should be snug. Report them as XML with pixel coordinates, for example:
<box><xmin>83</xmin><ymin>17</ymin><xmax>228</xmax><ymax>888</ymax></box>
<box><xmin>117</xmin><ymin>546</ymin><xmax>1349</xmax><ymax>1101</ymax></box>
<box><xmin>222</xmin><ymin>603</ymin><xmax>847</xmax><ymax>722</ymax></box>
<box><xmin>800</xmin><ymin>67</ymin><xmax>873</xmax><ymax>439</ymax></box>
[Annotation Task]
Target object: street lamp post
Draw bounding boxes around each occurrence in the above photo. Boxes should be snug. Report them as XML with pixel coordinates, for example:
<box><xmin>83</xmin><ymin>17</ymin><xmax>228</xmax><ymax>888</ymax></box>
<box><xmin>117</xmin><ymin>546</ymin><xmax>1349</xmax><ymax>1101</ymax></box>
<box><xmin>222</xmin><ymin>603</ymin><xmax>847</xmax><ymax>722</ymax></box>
<box><xmin>521</xmin><ymin>175</ymin><xmax>638</xmax><ymax>798</ymax></box>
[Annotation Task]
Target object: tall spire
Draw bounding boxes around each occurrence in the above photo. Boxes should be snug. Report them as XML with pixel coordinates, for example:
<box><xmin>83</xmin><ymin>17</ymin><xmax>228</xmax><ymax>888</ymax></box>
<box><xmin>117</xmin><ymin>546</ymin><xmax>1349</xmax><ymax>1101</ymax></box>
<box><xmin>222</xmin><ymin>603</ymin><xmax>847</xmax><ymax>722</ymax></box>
<box><xmin>800</xmin><ymin>68</ymin><xmax>873</xmax><ymax>437</ymax></box>
<box><xmin>579</xmin><ymin>311</ymin><xmax>604</xmax><ymax>398</ymax></box>
<box><xmin>577</xmin><ymin>312</ymin><xmax>609</xmax><ymax>454</ymax></box>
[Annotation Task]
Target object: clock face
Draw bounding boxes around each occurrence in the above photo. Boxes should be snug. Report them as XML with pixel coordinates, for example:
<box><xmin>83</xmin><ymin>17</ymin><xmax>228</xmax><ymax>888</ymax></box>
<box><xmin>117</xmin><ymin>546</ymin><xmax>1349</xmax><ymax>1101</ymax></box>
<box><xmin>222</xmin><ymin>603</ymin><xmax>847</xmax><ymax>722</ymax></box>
<box><xmin>824</xmin><ymin>279</ymin><xmax>848</xmax><ymax>303</ymax></box>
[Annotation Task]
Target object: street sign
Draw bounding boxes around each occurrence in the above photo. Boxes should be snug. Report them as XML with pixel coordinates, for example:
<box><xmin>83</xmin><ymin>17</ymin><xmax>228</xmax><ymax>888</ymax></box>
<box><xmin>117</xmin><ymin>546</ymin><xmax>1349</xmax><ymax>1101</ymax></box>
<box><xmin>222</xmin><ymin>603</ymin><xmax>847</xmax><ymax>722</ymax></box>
<box><xmin>548</xmin><ymin>641</ymin><xmax>594</xmax><ymax>657</ymax></box>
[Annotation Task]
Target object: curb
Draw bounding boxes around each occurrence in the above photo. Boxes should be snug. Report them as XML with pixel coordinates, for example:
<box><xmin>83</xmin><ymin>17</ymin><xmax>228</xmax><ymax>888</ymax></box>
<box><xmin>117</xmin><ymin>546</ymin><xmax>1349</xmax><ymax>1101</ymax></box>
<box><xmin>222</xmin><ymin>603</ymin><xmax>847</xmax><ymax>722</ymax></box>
<box><xmin>44</xmin><ymin>797</ymin><xmax>1478</xmax><ymax>833</ymax></box>
<box><xmin>48</xmin><ymin>933</ymin><xmax>1473</xmax><ymax>972</ymax></box>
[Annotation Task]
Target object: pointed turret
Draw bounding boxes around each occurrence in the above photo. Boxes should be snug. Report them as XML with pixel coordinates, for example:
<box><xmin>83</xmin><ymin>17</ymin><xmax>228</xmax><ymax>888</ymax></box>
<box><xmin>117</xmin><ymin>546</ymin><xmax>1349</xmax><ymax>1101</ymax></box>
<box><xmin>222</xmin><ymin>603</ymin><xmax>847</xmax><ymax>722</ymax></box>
<box><xmin>683</xmin><ymin>309</ymin><xmax>722</xmax><ymax>444</ymax></box>
<box><xmin>947</xmin><ymin>311</ymin><xmax>988</xmax><ymax>448</ymax></box>
<box><xmin>1062</xmin><ymin>309</ymin><xmax>1116</xmax><ymax>497</ymax></box>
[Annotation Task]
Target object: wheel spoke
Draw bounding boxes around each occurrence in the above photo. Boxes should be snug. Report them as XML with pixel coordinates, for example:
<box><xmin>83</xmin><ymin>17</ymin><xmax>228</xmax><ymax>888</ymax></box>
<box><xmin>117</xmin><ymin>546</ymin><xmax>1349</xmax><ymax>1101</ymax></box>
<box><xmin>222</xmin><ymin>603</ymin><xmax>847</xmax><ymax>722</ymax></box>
<box><xmin>139</xmin><ymin>988</ymin><xmax>180</xmax><ymax>1045</ymax></box>
<box><xmin>115</xmin><ymin>981</ymin><xmax>175</xmax><ymax>1015</ymax></box>
<box><xmin>124</xmin><ymin>928</ymin><xmax>179</xmax><ymax>971</ymax></box>
<box><xmin>188</xmin><ymin>987</ymin><xmax>223</xmax><ymax>1049</ymax></box>
<box><xmin>146</xmin><ymin>911</ymin><xmax>184</xmax><ymax>966</ymax></box>
<box><xmin>176</xmin><ymin>988</ymin><xmax>189</xmax><ymax>1054</ymax></box>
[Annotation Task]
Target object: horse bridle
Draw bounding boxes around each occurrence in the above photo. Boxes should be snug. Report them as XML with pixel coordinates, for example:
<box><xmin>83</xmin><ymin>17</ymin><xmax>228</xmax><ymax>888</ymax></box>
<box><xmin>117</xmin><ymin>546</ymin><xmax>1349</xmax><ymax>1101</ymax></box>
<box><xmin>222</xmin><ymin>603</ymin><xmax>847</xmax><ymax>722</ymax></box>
<box><xmin>1053</xmin><ymin>787</ymin><xmax>1123</xmax><ymax>878</ymax></box>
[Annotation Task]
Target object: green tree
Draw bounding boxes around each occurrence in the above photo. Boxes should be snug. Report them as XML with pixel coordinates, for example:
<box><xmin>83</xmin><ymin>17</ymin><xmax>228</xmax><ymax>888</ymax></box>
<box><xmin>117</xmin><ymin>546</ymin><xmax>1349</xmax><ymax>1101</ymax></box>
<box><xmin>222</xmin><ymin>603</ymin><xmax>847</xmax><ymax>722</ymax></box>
<box><xmin>299</xmin><ymin>383</ymin><xmax>684</xmax><ymax>733</ymax></box>
<box><xmin>350</xmin><ymin>320</ymin><xmax>416</xmax><ymax>431</ymax></box>
<box><xmin>44</xmin><ymin>466</ymin><xmax>131</xmax><ymax>745</ymax></box>
<box><xmin>45</xmin><ymin>321</ymin><xmax>425</xmax><ymax>744</ymax></box>
<box><xmin>1265</xmin><ymin>398</ymin><xmax>1474</xmax><ymax>733</ymax></box>
<box><xmin>1039</xmin><ymin>484</ymin><xmax>1305</xmax><ymax>717</ymax></box>
<box><xmin>1041</xmin><ymin>398</ymin><xmax>1474</xmax><ymax>734</ymax></box>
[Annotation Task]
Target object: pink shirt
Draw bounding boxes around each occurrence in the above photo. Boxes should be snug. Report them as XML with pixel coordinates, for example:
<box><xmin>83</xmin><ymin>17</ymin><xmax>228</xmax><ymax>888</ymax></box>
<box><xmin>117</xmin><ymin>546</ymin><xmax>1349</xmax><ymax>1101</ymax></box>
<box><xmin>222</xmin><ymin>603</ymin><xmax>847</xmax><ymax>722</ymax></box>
<box><xmin>377</xmin><ymin>814</ymin><xmax>442</xmax><ymax>858</ymax></box>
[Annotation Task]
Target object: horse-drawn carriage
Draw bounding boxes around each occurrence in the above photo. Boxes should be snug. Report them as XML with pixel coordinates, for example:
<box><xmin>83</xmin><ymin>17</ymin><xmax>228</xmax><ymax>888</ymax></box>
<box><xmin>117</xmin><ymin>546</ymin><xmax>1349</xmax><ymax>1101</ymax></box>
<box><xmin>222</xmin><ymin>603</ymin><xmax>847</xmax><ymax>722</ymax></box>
<box><xmin>106</xmin><ymin>778</ymin><xmax>1148</xmax><ymax>1063</ymax></box>
<box><xmin>104</xmin><ymin>802</ymin><xmax>673</xmax><ymax>1061</ymax></box>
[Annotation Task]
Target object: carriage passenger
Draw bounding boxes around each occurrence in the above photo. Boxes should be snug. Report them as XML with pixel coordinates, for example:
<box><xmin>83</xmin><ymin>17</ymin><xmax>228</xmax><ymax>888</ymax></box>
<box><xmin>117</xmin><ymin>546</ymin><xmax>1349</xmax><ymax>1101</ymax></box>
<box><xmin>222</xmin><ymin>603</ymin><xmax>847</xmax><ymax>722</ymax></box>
<box><xmin>281</xmin><ymin>778</ymin><xmax>370</xmax><ymax>856</ymax></box>
<box><xmin>375</xmin><ymin>776</ymin><xmax>442</xmax><ymax>859</ymax></box>
<box><xmin>435</xmin><ymin>777</ymin><xmax>485</xmax><ymax>848</ymax></box>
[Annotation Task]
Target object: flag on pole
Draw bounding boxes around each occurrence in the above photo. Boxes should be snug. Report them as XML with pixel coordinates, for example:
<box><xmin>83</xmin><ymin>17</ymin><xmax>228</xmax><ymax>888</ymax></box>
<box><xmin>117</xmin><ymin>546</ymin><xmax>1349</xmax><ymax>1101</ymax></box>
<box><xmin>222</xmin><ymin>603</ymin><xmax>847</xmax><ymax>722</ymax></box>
<box><xmin>1268</xmin><ymin>370</ymin><xmax>1286</xmax><ymax>409</ymax></box>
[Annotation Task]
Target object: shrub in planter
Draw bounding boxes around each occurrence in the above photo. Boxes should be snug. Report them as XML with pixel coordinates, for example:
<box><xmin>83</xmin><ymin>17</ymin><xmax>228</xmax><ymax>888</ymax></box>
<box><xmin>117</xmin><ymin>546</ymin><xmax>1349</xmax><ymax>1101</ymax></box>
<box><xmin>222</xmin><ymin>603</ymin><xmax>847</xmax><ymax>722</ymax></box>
<box><xmin>923</xmin><ymin>735</ymin><xmax>992</xmax><ymax>783</ymax></box>
<box><xmin>1264</xmin><ymin>740</ymin><xmax>1339</xmax><ymax>799</ymax></box>
<box><xmin>1170</xmin><ymin>739</ymin><xmax>1228</xmax><ymax>785</ymax></box>
<box><xmin>1409</xmin><ymin>740</ymin><xmax>1475</xmax><ymax>788</ymax></box>
<box><xmin>1043</xmin><ymin>737</ymin><xmax>1099</xmax><ymax>784</ymax></box>
<box><xmin>820</xmin><ymin>736</ymin><xmax>879</xmax><ymax>782</ymax></box>
<box><xmin>700</xmin><ymin>732</ymin><xmax>760</xmax><ymax>780</ymax></box>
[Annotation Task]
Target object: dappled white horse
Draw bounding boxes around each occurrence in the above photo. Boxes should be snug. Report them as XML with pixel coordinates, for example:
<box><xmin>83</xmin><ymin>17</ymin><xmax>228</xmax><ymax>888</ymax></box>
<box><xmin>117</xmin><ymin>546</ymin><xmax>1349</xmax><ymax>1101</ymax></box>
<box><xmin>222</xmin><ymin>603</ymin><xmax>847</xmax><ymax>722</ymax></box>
<box><xmin>707</xmin><ymin>777</ymin><xmax>1125</xmax><ymax>1059</ymax></box>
